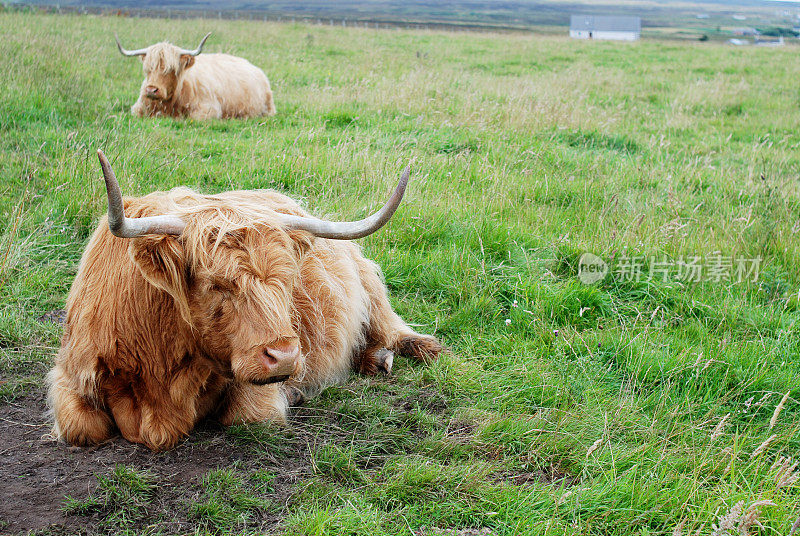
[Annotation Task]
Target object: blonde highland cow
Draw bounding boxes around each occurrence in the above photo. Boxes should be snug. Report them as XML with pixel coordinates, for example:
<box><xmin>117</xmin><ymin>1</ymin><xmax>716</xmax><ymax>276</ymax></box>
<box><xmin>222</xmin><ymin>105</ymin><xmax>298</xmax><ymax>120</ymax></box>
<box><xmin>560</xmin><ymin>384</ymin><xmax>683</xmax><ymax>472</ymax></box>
<box><xmin>47</xmin><ymin>151</ymin><xmax>442</xmax><ymax>451</ymax></box>
<box><xmin>116</xmin><ymin>33</ymin><xmax>277</xmax><ymax>119</ymax></box>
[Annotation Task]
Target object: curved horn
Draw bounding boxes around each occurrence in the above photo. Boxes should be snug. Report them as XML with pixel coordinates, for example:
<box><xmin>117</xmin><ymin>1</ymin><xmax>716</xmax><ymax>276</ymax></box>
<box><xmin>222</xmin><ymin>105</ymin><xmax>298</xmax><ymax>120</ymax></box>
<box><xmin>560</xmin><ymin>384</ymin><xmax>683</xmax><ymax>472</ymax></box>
<box><xmin>97</xmin><ymin>150</ymin><xmax>186</xmax><ymax>238</ymax></box>
<box><xmin>178</xmin><ymin>32</ymin><xmax>212</xmax><ymax>56</ymax></box>
<box><xmin>114</xmin><ymin>33</ymin><xmax>148</xmax><ymax>56</ymax></box>
<box><xmin>279</xmin><ymin>166</ymin><xmax>410</xmax><ymax>240</ymax></box>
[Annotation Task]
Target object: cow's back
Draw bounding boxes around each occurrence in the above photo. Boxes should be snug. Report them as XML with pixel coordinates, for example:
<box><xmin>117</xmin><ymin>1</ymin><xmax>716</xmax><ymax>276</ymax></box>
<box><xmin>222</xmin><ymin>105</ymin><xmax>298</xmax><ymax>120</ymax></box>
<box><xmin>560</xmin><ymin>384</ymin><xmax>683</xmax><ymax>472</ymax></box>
<box><xmin>180</xmin><ymin>53</ymin><xmax>272</xmax><ymax>118</ymax></box>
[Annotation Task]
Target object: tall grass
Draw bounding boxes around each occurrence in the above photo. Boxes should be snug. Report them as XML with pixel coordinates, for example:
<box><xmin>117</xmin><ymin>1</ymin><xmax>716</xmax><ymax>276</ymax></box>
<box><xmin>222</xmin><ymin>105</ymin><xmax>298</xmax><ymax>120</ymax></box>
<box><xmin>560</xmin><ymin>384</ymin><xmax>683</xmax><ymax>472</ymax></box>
<box><xmin>0</xmin><ymin>9</ymin><xmax>798</xmax><ymax>535</ymax></box>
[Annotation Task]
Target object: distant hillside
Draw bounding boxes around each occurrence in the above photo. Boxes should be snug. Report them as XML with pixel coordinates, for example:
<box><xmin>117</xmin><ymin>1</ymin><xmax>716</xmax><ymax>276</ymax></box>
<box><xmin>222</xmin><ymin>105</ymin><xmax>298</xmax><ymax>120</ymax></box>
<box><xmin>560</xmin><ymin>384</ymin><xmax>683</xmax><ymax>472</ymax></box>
<box><xmin>16</xmin><ymin>0</ymin><xmax>797</xmax><ymax>29</ymax></box>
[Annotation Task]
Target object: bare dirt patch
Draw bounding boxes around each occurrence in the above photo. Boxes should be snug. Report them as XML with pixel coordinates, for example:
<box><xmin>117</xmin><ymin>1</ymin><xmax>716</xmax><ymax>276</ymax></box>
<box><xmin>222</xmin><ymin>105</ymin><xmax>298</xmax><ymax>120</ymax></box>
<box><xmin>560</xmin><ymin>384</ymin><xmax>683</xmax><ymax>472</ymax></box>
<box><xmin>0</xmin><ymin>390</ymin><xmax>310</xmax><ymax>535</ymax></box>
<box><xmin>36</xmin><ymin>309</ymin><xmax>66</xmax><ymax>325</ymax></box>
<box><xmin>399</xmin><ymin>386</ymin><xmax>450</xmax><ymax>413</ymax></box>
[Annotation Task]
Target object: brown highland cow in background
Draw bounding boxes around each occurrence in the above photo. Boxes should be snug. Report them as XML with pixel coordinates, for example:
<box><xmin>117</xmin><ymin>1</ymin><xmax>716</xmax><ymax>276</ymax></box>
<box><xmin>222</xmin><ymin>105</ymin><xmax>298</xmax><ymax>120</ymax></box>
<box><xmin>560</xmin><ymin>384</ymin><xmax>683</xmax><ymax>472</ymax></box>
<box><xmin>47</xmin><ymin>150</ymin><xmax>441</xmax><ymax>451</ymax></box>
<box><xmin>116</xmin><ymin>33</ymin><xmax>277</xmax><ymax>119</ymax></box>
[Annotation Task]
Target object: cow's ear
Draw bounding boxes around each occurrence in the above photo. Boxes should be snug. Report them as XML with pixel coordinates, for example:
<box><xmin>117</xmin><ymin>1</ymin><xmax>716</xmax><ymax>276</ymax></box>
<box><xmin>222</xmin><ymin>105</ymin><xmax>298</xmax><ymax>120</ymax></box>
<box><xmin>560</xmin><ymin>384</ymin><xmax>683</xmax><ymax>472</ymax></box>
<box><xmin>180</xmin><ymin>54</ymin><xmax>195</xmax><ymax>69</ymax></box>
<box><xmin>129</xmin><ymin>236</ymin><xmax>192</xmax><ymax>323</ymax></box>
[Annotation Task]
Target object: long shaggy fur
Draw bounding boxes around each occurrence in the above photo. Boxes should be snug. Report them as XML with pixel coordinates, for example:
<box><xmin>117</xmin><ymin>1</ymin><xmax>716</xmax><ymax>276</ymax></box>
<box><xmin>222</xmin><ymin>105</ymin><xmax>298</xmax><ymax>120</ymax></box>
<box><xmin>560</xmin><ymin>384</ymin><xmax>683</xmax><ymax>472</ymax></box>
<box><xmin>47</xmin><ymin>188</ymin><xmax>441</xmax><ymax>450</ymax></box>
<box><xmin>131</xmin><ymin>42</ymin><xmax>276</xmax><ymax>119</ymax></box>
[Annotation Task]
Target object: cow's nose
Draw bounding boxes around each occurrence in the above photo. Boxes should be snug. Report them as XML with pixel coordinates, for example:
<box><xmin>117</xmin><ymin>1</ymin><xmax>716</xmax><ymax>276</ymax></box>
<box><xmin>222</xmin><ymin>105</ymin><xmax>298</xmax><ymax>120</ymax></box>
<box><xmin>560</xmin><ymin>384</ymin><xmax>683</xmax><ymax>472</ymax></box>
<box><xmin>145</xmin><ymin>86</ymin><xmax>159</xmax><ymax>97</ymax></box>
<box><xmin>259</xmin><ymin>340</ymin><xmax>300</xmax><ymax>382</ymax></box>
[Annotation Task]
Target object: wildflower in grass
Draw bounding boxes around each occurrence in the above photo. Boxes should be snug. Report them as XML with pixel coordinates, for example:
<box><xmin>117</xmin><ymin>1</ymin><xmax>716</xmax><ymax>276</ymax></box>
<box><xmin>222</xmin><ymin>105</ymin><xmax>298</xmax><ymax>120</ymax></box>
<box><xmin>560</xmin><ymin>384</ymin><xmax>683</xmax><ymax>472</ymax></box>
<box><xmin>505</xmin><ymin>318</ymin><xmax>511</xmax><ymax>326</ymax></box>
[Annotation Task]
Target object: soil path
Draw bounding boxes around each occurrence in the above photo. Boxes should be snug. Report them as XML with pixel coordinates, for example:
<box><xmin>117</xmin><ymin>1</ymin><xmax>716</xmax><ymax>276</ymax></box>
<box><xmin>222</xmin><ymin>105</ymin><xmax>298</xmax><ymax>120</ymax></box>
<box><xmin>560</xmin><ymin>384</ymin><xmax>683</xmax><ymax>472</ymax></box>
<box><xmin>0</xmin><ymin>391</ymin><xmax>305</xmax><ymax>534</ymax></box>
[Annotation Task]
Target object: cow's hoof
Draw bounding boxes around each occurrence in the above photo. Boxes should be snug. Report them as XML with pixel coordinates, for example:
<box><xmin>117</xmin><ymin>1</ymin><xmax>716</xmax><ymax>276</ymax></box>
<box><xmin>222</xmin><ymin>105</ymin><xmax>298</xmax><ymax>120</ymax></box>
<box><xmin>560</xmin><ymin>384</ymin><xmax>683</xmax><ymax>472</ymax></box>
<box><xmin>396</xmin><ymin>335</ymin><xmax>443</xmax><ymax>363</ymax></box>
<box><xmin>283</xmin><ymin>385</ymin><xmax>305</xmax><ymax>407</ymax></box>
<box><xmin>375</xmin><ymin>348</ymin><xmax>394</xmax><ymax>375</ymax></box>
<box><xmin>358</xmin><ymin>347</ymin><xmax>394</xmax><ymax>376</ymax></box>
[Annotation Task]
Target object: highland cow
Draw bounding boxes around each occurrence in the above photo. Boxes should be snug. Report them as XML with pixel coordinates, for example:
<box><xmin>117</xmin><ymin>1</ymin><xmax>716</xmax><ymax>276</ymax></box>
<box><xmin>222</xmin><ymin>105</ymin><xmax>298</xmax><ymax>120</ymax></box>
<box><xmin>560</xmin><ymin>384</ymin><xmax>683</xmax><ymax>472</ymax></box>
<box><xmin>116</xmin><ymin>33</ymin><xmax>276</xmax><ymax>119</ymax></box>
<box><xmin>47</xmin><ymin>151</ymin><xmax>441</xmax><ymax>451</ymax></box>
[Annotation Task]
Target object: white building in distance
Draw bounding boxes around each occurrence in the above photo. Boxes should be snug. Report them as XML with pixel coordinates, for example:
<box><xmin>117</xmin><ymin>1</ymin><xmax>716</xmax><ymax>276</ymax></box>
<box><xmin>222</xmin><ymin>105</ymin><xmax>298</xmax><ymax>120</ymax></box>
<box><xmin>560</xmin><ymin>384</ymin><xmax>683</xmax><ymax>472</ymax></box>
<box><xmin>570</xmin><ymin>15</ymin><xmax>641</xmax><ymax>41</ymax></box>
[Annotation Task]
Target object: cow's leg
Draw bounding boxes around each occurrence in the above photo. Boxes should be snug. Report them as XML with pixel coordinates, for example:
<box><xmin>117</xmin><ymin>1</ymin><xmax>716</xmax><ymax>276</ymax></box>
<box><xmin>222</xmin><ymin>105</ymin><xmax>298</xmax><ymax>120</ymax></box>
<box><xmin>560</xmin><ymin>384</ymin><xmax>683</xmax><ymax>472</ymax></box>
<box><xmin>47</xmin><ymin>365</ymin><xmax>114</xmax><ymax>446</ymax></box>
<box><xmin>106</xmin><ymin>392</ymin><xmax>196</xmax><ymax>450</ymax></box>
<box><xmin>131</xmin><ymin>97</ymin><xmax>148</xmax><ymax>117</ymax></box>
<box><xmin>264</xmin><ymin>90</ymin><xmax>276</xmax><ymax>116</ymax></box>
<box><xmin>355</xmin><ymin>343</ymin><xmax>395</xmax><ymax>376</ymax></box>
<box><xmin>106</xmin><ymin>389</ymin><xmax>143</xmax><ymax>445</ymax></box>
<box><xmin>105</xmin><ymin>368</ymin><xmax>220</xmax><ymax>451</ymax></box>
<box><xmin>139</xmin><ymin>402</ymin><xmax>195</xmax><ymax>450</ymax></box>
<box><xmin>218</xmin><ymin>382</ymin><xmax>288</xmax><ymax>426</ymax></box>
<box><xmin>359</xmin><ymin>260</ymin><xmax>443</xmax><ymax>363</ymax></box>
<box><xmin>105</xmin><ymin>388</ymin><xmax>187</xmax><ymax>450</ymax></box>
<box><xmin>189</xmin><ymin>102</ymin><xmax>222</xmax><ymax>120</ymax></box>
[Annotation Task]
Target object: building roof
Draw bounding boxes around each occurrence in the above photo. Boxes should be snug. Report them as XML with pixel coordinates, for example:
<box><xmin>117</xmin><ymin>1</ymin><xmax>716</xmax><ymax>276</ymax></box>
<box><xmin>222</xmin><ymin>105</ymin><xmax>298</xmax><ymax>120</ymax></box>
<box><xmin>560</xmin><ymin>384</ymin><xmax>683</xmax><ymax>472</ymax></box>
<box><xmin>570</xmin><ymin>15</ymin><xmax>641</xmax><ymax>33</ymax></box>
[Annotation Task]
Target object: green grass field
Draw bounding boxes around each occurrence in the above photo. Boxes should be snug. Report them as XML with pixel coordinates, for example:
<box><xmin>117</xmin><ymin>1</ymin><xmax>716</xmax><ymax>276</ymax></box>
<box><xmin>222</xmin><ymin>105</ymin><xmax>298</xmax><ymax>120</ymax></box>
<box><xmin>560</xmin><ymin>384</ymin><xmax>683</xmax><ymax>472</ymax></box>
<box><xmin>0</xmin><ymin>9</ymin><xmax>799</xmax><ymax>536</ymax></box>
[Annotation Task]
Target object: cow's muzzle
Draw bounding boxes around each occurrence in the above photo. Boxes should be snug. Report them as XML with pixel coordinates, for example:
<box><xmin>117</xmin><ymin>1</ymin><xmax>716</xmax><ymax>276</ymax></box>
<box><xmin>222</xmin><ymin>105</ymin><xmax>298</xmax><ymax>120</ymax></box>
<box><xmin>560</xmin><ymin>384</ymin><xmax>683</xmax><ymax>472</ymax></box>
<box><xmin>145</xmin><ymin>85</ymin><xmax>163</xmax><ymax>99</ymax></box>
<box><xmin>251</xmin><ymin>340</ymin><xmax>300</xmax><ymax>384</ymax></box>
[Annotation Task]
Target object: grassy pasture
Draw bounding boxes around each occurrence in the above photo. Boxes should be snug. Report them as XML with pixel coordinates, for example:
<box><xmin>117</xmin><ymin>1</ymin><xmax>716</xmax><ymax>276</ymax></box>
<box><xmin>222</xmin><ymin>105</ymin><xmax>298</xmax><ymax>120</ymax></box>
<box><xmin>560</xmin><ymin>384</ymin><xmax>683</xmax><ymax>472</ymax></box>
<box><xmin>1</xmin><ymin>9</ymin><xmax>799</xmax><ymax>535</ymax></box>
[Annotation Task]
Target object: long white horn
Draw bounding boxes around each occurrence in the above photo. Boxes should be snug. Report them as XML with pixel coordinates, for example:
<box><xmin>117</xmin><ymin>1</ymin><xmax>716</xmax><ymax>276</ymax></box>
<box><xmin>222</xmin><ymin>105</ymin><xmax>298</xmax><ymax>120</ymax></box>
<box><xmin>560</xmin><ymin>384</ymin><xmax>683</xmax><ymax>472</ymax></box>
<box><xmin>178</xmin><ymin>32</ymin><xmax>211</xmax><ymax>56</ymax></box>
<box><xmin>114</xmin><ymin>34</ymin><xmax>148</xmax><ymax>56</ymax></box>
<box><xmin>97</xmin><ymin>150</ymin><xmax>185</xmax><ymax>238</ymax></box>
<box><xmin>279</xmin><ymin>166</ymin><xmax>410</xmax><ymax>240</ymax></box>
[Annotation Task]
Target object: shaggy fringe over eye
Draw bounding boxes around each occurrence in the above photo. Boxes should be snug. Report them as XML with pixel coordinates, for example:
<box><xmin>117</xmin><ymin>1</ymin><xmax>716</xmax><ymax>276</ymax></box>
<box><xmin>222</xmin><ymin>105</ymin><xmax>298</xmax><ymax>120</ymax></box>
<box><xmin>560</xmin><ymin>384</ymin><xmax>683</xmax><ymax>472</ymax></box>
<box><xmin>160</xmin><ymin>188</ymin><xmax>308</xmax><ymax>328</ymax></box>
<box><xmin>174</xmin><ymin>192</ymin><xmax>297</xmax><ymax>269</ymax></box>
<box><xmin>142</xmin><ymin>43</ymin><xmax>184</xmax><ymax>73</ymax></box>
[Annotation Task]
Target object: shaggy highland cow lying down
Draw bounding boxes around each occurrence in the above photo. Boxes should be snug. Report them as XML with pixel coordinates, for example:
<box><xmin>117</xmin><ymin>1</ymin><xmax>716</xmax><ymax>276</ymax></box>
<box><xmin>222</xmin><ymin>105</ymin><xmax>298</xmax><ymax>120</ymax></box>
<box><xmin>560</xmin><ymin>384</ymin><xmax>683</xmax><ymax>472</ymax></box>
<box><xmin>47</xmin><ymin>151</ymin><xmax>441</xmax><ymax>450</ymax></box>
<box><xmin>116</xmin><ymin>33</ymin><xmax>276</xmax><ymax>119</ymax></box>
